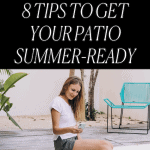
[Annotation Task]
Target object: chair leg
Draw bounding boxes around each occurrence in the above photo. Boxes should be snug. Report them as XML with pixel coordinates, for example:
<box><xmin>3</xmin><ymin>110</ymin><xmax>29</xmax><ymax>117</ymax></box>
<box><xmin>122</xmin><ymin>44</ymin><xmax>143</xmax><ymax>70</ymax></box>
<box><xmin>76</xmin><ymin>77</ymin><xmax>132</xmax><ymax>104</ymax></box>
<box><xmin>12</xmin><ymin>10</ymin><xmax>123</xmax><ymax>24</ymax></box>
<box><xmin>106</xmin><ymin>105</ymin><xmax>149</xmax><ymax>134</ymax></box>
<box><xmin>110</xmin><ymin>106</ymin><xmax>120</xmax><ymax>129</ymax></box>
<box><xmin>111</xmin><ymin>107</ymin><xmax>121</xmax><ymax>129</ymax></box>
<box><xmin>147</xmin><ymin>109</ymin><xmax>149</xmax><ymax>134</ymax></box>
<box><xmin>111</xmin><ymin>107</ymin><xmax>113</xmax><ymax>128</ymax></box>
<box><xmin>119</xmin><ymin>103</ymin><xmax>124</xmax><ymax>128</ymax></box>
<box><xmin>107</xmin><ymin>105</ymin><xmax>118</xmax><ymax>132</ymax></box>
<box><xmin>119</xmin><ymin>108</ymin><xmax>123</xmax><ymax>128</ymax></box>
<box><xmin>107</xmin><ymin>105</ymin><xmax>109</xmax><ymax>133</ymax></box>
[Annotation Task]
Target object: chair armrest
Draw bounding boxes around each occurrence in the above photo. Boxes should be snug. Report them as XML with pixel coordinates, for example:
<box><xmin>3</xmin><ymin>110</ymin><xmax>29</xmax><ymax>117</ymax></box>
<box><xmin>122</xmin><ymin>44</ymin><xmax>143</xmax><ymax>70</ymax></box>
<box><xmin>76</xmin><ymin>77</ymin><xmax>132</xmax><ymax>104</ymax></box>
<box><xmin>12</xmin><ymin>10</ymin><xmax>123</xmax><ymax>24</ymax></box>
<box><xmin>145</xmin><ymin>102</ymin><xmax>150</xmax><ymax>107</ymax></box>
<box><xmin>104</xmin><ymin>99</ymin><xmax>115</xmax><ymax>107</ymax></box>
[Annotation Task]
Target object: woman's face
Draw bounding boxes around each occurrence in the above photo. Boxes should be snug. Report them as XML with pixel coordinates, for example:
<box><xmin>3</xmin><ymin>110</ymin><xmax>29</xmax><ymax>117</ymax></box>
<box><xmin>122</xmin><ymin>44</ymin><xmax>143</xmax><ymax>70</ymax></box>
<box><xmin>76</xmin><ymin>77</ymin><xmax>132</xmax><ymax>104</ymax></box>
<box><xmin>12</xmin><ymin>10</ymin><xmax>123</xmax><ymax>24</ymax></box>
<box><xmin>65</xmin><ymin>84</ymin><xmax>81</xmax><ymax>100</ymax></box>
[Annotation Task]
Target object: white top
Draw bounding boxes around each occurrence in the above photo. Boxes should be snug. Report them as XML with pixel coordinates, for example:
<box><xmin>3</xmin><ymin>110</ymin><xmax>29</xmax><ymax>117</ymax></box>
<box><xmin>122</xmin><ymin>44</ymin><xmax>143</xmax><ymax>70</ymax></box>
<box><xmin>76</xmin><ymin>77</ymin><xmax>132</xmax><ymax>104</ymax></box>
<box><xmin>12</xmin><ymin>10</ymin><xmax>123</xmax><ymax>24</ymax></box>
<box><xmin>49</xmin><ymin>96</ymin><xmax>77</xmax><ymax>140</ymax></box>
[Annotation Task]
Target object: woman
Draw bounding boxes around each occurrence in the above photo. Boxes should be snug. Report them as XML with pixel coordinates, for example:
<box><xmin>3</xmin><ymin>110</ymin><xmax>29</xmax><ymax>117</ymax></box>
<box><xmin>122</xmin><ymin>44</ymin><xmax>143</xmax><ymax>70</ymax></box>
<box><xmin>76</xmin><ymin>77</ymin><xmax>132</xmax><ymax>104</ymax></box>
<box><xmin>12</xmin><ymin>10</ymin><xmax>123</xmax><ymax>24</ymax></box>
<box><xmin>50</xmin><ymin>76</ymin><xmax>113</xmax><ymax>150</ymax></box>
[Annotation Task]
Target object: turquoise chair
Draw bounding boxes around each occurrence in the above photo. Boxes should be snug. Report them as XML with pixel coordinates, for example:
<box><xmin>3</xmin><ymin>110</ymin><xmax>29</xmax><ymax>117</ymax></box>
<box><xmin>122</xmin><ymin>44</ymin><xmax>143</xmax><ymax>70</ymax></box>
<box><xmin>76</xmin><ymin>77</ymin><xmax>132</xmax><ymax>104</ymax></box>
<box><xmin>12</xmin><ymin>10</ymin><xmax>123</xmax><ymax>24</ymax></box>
<box><xmin>104</xmin><ymin>82</ymin><xmax>150</xmax><ymax>134</ymax></box>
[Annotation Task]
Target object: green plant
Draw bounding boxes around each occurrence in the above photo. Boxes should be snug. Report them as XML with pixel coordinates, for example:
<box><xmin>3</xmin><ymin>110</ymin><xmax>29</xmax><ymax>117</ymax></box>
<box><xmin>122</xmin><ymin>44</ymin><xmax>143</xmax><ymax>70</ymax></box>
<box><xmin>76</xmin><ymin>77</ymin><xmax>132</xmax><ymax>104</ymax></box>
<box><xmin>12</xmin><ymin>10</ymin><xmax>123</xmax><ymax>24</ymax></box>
<box><xmin>0</xmin><ymin>69</ymin><xmax>13</xmax><ymax>76</ymax></box>
<box><xmin>100</xmin><ymin>111</ymin><xmax>105</xmax><ymax>114</ymax></box>
<box><xmin>129</xmin><ymin>116</ymin><xmax>131</xmax><ymax>119</ymax></box>
<box><xmin>0</xmin><ymin>72</ymin><xmax>27</xmax><ymax>130</ymax></box>
<box><xmin>85</xmin><ymin>102</ymin><xmax>100</xmax><ymax>121</ymax></box>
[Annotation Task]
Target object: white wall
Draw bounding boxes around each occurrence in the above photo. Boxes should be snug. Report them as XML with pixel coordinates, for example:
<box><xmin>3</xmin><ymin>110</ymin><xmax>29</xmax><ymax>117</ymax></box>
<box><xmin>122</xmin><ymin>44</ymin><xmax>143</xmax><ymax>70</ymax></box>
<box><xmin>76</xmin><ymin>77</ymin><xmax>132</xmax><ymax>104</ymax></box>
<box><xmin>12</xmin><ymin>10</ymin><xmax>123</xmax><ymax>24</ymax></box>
<box><xmin>1</xmin><ymin>69</ymin><xmax>149</xmax><ymax>121</ymax></box>
<box><xmin>99</xmin><ymin>70</ymin><xmax>150</xmax><ymax>121</ymax></box>
<box><xmin>0</xmin><ymin>69</ymin><xmax>70</xmax><ymax>116</ymax></box>
<box><xmin>0</xmin><ymin>69</ymin><xmax>100</xmax><ymax>116</ymax></box>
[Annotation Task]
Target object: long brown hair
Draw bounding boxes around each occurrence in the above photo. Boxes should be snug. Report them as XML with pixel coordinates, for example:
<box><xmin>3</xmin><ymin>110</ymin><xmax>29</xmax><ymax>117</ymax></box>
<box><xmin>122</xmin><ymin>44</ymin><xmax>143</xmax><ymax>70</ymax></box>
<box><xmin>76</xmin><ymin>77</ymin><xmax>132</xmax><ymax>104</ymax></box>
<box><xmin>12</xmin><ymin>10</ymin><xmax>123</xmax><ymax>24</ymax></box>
<box><xmin>59</xmin><ymin>76</ymin><xmax>85</xmax><ymax>121</ymax></box>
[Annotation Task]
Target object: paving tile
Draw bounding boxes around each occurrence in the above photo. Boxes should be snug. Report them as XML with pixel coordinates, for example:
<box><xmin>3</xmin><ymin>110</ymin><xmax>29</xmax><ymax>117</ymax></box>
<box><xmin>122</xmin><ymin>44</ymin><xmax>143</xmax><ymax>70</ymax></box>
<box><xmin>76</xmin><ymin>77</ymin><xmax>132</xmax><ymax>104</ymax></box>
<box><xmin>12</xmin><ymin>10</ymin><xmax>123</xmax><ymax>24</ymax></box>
<box><xmin>0</xmin><ymin>126</ymin><xmax>149</xmax><ymax>149</ymax></box>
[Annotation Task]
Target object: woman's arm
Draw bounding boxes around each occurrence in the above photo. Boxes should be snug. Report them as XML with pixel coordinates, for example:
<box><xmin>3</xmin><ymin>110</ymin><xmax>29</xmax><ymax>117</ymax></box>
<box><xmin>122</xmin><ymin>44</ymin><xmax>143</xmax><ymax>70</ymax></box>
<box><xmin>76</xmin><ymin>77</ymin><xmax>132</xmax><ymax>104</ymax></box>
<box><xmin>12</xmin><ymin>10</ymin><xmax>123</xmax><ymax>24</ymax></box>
<box><xmin>77</xmin><ymin>133</ymin><xmax>82</xmax><ymax>140</ymax></box>
<box><xmin>51</xmin><ymin>108</ymin><xmax>82</xmax><ymax>135</ymax></box>
<box><xmin>76</xmin><ymin>123</ymin><xmax>82</xmax><ymax>140</ymax></box>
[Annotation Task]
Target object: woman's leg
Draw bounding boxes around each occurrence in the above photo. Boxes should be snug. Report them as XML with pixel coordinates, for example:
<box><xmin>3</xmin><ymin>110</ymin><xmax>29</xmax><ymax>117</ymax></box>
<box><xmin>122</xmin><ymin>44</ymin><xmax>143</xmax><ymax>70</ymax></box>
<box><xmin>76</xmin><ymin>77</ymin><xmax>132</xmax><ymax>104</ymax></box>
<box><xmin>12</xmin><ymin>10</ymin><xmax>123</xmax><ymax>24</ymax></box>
<box><xmin>73</xmin><ymin>139</ymin><xmax>113</xmax><ymax>150</ymax></box>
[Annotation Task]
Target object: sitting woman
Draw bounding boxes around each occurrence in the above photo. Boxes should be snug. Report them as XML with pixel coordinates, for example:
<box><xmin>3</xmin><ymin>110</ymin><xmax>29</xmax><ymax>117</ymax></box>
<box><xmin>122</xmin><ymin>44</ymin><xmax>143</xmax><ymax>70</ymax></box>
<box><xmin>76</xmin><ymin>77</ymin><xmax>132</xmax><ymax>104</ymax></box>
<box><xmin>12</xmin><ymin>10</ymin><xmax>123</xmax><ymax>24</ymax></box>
<box><xmin>50</xmin><ymin>76</ymin><xmax>113</xmax><ymax>150</ymax></box>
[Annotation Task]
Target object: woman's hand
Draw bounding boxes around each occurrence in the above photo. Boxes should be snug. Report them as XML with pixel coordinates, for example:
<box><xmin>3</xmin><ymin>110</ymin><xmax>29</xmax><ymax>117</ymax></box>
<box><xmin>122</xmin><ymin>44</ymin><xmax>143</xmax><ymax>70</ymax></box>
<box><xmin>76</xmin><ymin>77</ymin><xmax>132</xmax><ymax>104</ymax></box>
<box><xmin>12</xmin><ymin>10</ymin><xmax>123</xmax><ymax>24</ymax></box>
<box><xmin>69</xmin><ymin>125</ymin><xmax>83</xmax><ymax>134</ymax></box>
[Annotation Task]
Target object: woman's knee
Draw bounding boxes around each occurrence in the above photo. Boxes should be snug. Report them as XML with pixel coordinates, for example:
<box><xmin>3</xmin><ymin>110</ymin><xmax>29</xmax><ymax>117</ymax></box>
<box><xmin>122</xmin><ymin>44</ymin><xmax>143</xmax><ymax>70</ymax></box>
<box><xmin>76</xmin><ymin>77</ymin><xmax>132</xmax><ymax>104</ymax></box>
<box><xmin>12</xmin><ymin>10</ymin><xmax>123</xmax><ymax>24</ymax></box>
<box><xmin>102</xmin><ymin>145</ymin><xmax>113</xmax><ymax>150</ymax></box>
<box><xmin>109</xmin><ymin>142</ymin><xmax>113</xmax><ymax>149</ymax></box>
<box><xmin>105</xmin><ymin>141</ymin><xmax>113</xmax><ymax>149</ymax></box>
<box><xmin>99</xmin><ymin>140</ymin><xmax>113</xmax><ymax>149</ymax></box>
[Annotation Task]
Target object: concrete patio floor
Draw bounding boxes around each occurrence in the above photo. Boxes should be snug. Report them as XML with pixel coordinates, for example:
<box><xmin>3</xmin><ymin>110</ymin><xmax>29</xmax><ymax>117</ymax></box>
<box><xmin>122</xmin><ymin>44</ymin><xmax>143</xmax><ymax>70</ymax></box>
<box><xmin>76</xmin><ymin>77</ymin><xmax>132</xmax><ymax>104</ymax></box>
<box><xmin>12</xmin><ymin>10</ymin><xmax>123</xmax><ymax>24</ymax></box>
<box><xmin>0</xmin><ymin>125</ymin><xmax>150</xmax><ymax>150</ymax></box>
